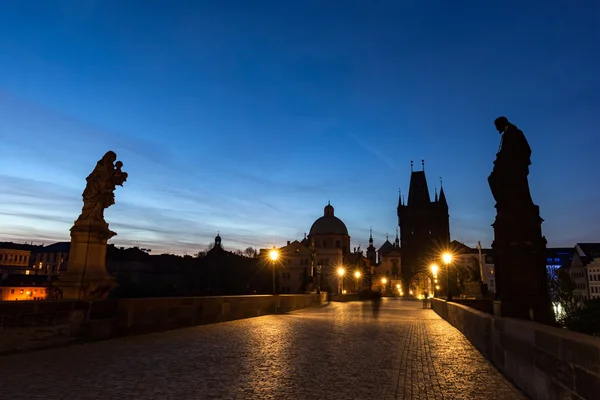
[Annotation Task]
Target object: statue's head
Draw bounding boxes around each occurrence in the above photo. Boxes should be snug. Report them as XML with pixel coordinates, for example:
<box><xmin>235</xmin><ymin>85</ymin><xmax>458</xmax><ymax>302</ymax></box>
<box><xmin>102</xmin><ymin>151</ymin><xmax>117</xmax><ymax>163</ymax></box>
<box><xmin>115</xmin><ymin>161</ymin><xmax>123</xmax><ymax>168</ymax></box>
<box><xmin>494</xmin><ymin>117</ymin><xmax>509</xmax><ymax>133</ymax></box>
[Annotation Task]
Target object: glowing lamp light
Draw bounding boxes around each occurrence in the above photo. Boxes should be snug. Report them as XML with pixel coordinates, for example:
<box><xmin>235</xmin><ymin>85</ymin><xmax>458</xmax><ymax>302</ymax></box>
<box><xmin>430</xmin><ymin>264</ymin><xmax>439</xmax><ymax>275</ymax></box>
<box><xmin>381</xmin><ymin>277</ymin><xmax>387</xmax><ymax>284</ymax></box>
<box><xmin>442</xmin><ymin>252</ymin><xmax>453</xmax><ymax>264</ymax></box>
<box><xmin>337</xmin><ymin>267</ymin><xmax>345</xmax><ymax>276</ymax></box>
<box><xmin>354</xmin><ymin>270</ymin><xmax>361</xmax><ymax>279</ymax></box>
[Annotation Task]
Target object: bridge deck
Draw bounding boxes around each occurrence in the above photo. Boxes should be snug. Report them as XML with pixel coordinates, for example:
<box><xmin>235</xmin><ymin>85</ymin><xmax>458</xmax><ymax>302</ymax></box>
<box><xmin>0</xmin><ymin>299</ymin><xmax>525</xmax><ymax>400</ymax></box>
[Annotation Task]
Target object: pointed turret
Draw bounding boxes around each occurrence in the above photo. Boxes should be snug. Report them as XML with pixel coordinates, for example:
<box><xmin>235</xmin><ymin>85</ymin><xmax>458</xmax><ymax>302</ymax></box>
<box><xmin>395</xmin><ymin>227</ymin><xmax>400</xmax><ymax>247</ymax></box>
<box><xmin>439</xmin><ymin>186</ymin><xmax>448</xmax><ymax>208</ymax></box>
<box><xmin>407</xmin><ymin>170</ymin><xmax>430</xmax><ymax>207</ymax></box>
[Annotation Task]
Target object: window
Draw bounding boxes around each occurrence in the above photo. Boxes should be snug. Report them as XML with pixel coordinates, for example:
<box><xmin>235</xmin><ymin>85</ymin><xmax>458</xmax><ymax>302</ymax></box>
<box><xmin>10</xmin><ymin>289</ymin><xmax>14</xmax><ymax>294</ymax></box>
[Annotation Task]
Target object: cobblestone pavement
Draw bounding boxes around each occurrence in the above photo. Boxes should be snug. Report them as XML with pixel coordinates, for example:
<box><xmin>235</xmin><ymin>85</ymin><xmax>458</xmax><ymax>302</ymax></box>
<box><xmin>0</xmin><ymin>299</ymin><xmax>526</xmax><ymax>400</ymax></box>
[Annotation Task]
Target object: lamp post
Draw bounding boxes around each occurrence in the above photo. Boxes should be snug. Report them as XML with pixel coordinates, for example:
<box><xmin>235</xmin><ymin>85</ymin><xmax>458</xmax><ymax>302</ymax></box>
<box><xmin>269</xmin><ymin>247</ymin><xmax>279</xmax><ymax>295</ymax></box>
<box><xmin>316</xmin><ymin>264</ymin><xmax>322</xmax><ymax>294</ymax></box>
<box><xmin>442</xmin><ymin>252</ymin><xmax>453</xmax><ymax>301</ymax></box>
<box><xmin>381</xmin><ymin>277</ymin><xmax>387</xmax><ymax>295</ymax></box>
<box><xmin>354</xmin><ymin>270</ymin><xmax>361</xmax><ymax>292</ymax></box>
<box><xmin>337</xmin><ymin>267</ymin><xmax>345</xmax><ymax>294</ymax></box>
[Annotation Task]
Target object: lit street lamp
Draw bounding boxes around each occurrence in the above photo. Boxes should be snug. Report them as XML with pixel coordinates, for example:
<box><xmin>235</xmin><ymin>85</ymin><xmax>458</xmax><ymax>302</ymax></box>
<box><xmin>269</xmin><ymin>247</ymin><xmax>279</xmax><ymax>295</ymax></box>
<box><xmin>442</xmin><ymin>252</ymin><xmax>453</xmax><ymax>301</ymax></box>
<box><xmin>430</xmin><ymin>264</ymin><xmax>438</xmax><ymax>276</ymax></box>
<box><xmin>337</xmin><ymin>267</ymin><xmax>345</xmax><ymax>294</ymax></box>
<box><xmin>354</xmin><ymin>270</ymin><xmax>361</xmax><ymax>292</ymax></box>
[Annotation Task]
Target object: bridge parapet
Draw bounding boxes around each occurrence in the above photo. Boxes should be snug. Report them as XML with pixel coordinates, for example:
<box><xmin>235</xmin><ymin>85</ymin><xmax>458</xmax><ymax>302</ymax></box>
<box><xmin>0</xmin><ymin>293</ymin><xmax>328</xmax><ymax>356</ymax></box>
<box><xmin>432</xmin><ymin>298</ymin><xmax>600</xmax><ymax>400</ymax></box>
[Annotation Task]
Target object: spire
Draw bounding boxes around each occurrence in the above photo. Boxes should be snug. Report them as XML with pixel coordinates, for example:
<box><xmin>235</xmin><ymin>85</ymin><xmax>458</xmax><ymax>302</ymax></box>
<box><xmin>395</xmin><ymin>227</ymin><xmax>400</xmax><ymax>247</ymax></box>
<box><xmin>386</xmin><ymin>233</ymin><xmax>389</xmax><ymax>241</ymax></box>
<box><xmin>434</xmin><ymin>187</ymin><xmax>438</xmax><ymax>202</ymax></box>
<box><xmin>410</xmin><ymin>160</ymin><xmax>413</xmax><ymax>172</ymax></box>
<box><xmin>367</xmin><ymin>226</ymin><xmax>375</xmax><ymax>251</ymax></box>
<box><xmin>324</xmin><ymin>202</ymin><xmax>334</xmax><ymax>217</ymax></box>
<box><xmin>421</xmin><ymin>159</ymin><xmax>425</xmax><ymax>171</ymax></box>
<box><xmin>398</xmin><ymin>188</ymin><xmax>402</xmax><ymax>207</ymax></box>
<box><xmin>407</xmin><ymin>164</ymin><xmax>431</xmax><ymax>207</ymax></box>
<box><xmin>439</xmin><ymin>178</ymin><xmax>448</xmax><ymax>207</ymax></box>
<box><xmin>215</xmin><ymin>231</ymin><xmax>222</xmax><ymax>248</ymax></box>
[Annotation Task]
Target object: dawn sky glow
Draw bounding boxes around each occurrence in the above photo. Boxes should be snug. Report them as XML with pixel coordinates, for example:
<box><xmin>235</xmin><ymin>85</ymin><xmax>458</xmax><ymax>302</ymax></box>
<box><xmin>1</xmin><ymin>1</ymin><xmax>598</xmax><ymax>254</ymax></box>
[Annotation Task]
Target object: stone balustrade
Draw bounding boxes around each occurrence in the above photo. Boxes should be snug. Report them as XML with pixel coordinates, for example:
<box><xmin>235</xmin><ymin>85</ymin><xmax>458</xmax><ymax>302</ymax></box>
<box><xmin>432</xmin><ymin>298</ymin><xmax>600</xmax><ymax>400</ymax></box>
<box><xmin>0</xmin><ymin>293</ymin><xmax>328</xmax><ymax>355</ymax></box>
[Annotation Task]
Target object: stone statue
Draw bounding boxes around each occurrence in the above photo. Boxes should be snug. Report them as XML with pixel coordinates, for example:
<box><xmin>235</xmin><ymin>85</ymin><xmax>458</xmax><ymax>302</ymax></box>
<box><xmin>487</xmin><ymin>117</ymin><xmax>555</xmax><ymax>324</ymax></box>
<box><xmin>77</xmin><ymin>151</ymin><xmax>128</xmax><ymax>223</ymax></box>
<box><xmin>487</xmin><ymin>116</ymin><xmax>534</xmax><ymax>212</ymax></box>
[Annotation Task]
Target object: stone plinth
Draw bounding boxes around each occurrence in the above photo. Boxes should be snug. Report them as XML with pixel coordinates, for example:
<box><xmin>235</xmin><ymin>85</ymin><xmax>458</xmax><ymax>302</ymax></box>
<box><xmin>492</xmin><ymin>206</ymin><xmax>555</xmax><ymax>324</ymax></box>
<box><xmin>55</xmin><ymin>219</ymin><xmax>117</xmax><ymax>300</ymax></box>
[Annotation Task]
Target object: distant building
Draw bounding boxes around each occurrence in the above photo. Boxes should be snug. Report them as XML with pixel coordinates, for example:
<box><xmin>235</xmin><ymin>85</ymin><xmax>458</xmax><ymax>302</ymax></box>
<box><xmin>0</xmin><ymin>243</ymin><xmax>35</xmax><ymax>276</ymax></box>
<box><xmin>262</xmin><ymin>202</ymin><xmax>366</xmax><ymax>294</ymax></box>
<box><xmin>570</xmin><ymin>243</ymin><xmax>600</xmax><ymax>301</ymax></box>
<box><xmin>30</xmin><ymin>242</ymin><xmax>70</xmax><ymax>275</ymax></box>
<box><xmin>397</xmin><ymin>163</ymin><xmax>450</xmax><ymax>291</ymax></box>
<box><xmin>0</xmin><ymin>275</ymin><xmax>49</xmax><ymax>301</ymax></box>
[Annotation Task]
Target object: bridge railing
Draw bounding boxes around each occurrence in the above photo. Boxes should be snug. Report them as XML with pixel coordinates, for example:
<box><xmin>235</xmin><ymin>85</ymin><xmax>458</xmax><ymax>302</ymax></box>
<box><xmin>431</xmin><ymin>298</ymin><xmax>600</xmax><ymax>400</ymax></box>
<box><xmin>0</xmin><ymin>293</ymin><xmax>327</xmax><ymax>356</ymax></box>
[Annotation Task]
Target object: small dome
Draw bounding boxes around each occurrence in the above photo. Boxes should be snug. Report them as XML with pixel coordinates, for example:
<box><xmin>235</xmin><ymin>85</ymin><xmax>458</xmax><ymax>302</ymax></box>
<box><xmin>309</xmin><ymin>203</ymin><xmax>349</xmax><ymax>236</ymax></box>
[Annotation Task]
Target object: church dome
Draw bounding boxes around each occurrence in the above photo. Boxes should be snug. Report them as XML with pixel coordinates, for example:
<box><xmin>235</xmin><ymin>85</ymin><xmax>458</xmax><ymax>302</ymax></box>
<box><xmin>309</xmin><ymin>203</ymin><xmax>349</xmax><ymax>236</ymax></box>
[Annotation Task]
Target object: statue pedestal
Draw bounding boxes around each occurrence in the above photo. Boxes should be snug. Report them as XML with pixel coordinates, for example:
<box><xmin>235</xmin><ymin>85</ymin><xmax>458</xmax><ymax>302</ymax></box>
<box><xmin>492</xmin><ymin>206</ymin><xmax>555</xmax><ymax>324</ymax></box>
<box><xmin>463</xmin><ymin>281</ymin><xmax>486</xmax><ymax>298</ymax></box>
<box><xmin>55</xmin><ymin>219</ymin><xmax>118</xmax><ymax>300</ymax></box>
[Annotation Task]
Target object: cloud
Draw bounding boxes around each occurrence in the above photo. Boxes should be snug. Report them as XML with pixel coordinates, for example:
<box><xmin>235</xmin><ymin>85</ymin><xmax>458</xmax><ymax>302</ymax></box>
<box><xmin>346</xmin><ymin>133</ymin><xmax>398</xmax><ymax>171</ymax></box>
<box><xmin>0</xmin><ymin>90</ymin><xmax>181</xmax><ymax>174</ymax></box>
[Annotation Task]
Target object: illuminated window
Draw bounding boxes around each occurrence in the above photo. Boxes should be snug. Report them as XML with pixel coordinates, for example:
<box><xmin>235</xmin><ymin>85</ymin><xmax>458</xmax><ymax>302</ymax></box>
<box><xmin>25</xmin><ymin>270</ymin><xmax>30</xmax><ymax>275</ymax></box>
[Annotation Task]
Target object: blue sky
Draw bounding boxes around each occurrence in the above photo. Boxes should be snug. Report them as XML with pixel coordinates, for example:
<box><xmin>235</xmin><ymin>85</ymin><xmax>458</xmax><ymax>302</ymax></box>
<box><xmin>0</xmin><ymin>1</ymin><xmax>598</xmax><ymax>254</ymax></box>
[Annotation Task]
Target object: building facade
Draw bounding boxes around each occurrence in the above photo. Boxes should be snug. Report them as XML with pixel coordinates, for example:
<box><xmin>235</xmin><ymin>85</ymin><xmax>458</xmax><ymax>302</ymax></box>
<box><xmin>397</xmin><ymin>164</ymin><xmax>450</xmax><ymax>292</ymax></box>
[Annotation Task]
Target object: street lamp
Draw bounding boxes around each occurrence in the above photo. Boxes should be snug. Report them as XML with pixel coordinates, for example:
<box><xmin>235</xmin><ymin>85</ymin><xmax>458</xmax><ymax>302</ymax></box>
<box><xmin>269</xmin><ymin>247</ymin><xmax>279</xmax><ymax>294</ymax></box>
<box><xmin>316</xmin><ymin>264</ymin><xmax>322</xmax><ymax>294</ymax></box>
<box><xmin>442</xmin><ymin>252</ymin><xmax>453</xmax><ymax>301</ymax></box>
<box><xmin>337</xmin><ymin>267</ymin><xmax>345</xmax><ymax>294</ymax></box>
<box><xmin>430</xmin><ymin>264</ymin><xmax>439</xmax><ymax>276</ymax></box>
<box><xmin>354</xmin><ymin>270</ymin><xmax>361</xmax><ymax>292</ymax></box>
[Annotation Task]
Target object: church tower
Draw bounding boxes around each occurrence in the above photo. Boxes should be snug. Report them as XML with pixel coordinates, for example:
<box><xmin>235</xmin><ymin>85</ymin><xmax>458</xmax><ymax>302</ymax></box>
<box><xmin>366</xmin><ymin>227</ymin><xmax>377</xmax><ymax>265</ymax></box>
<box><xmin>397</xmin><ymin>160</ymin><xmax>450</xmax><ymax>278</ymax></box>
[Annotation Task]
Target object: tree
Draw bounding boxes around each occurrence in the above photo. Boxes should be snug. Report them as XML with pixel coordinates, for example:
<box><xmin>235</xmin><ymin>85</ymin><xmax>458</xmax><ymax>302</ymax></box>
<box><xmin>234</xmin><ymin>249</ymin><xmax>244</xmax><ymax>256</ymax></box>
<box><xmin>549</xmin><ymin>266</ymin><xmax>577</xmax><ymax>324</ymax></box>
<box><xmin>194</xmin><ymin>251</ymin><xmax>207</xmax><ymax>258</ymax></box>
<box><xmin>207</xmin><ymin>242</ymin><xmax>214</xmax><ymax>250</ymax></box>
<box><xmin>244</xmin><ymin>247</ymin><xmax>258</xmax><ymax>258</ymax></box>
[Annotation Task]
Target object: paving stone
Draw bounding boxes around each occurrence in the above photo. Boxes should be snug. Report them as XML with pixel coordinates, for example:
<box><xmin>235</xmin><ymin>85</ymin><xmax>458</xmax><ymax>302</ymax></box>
<box><xmin>0</xmin><ymin>299</ymin><xmax>526</xmax><ymax>399</ymax></box>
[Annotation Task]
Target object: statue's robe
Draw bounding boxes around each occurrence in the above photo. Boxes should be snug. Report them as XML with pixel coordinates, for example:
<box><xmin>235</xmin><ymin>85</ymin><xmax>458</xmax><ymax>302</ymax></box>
<box><xmin>488</xmin><ymin>124</ymin><xmax>534</xmax><ymax>212</ymax></box>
